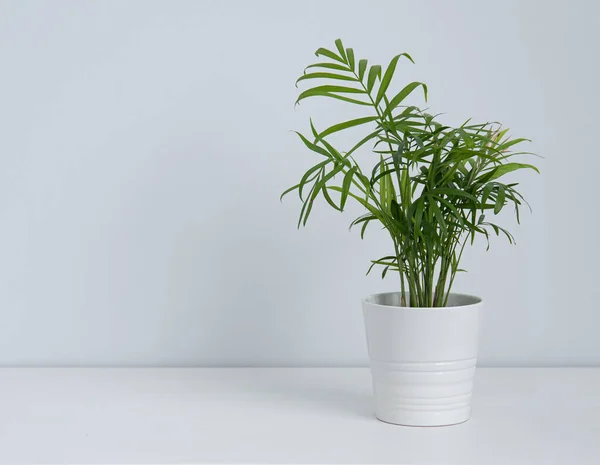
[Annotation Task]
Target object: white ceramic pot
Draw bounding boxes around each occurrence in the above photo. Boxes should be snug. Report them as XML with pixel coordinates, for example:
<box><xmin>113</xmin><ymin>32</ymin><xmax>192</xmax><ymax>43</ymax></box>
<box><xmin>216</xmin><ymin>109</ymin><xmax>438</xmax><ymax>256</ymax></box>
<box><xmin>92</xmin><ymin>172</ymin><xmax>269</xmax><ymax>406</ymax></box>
<box><xmin>362</xmin><ymin>292</ymin><xmax>482</xmax><ymax>427</ymax></box>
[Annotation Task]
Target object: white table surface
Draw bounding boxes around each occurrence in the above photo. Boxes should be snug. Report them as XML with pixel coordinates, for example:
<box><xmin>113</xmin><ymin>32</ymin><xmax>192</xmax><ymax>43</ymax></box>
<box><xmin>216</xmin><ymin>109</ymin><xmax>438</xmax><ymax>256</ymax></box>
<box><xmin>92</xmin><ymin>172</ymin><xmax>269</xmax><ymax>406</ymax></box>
<box><xmin>0</xmin><ymin>368</ymin><xmax>599</xmax><ymax>465</ymax></box>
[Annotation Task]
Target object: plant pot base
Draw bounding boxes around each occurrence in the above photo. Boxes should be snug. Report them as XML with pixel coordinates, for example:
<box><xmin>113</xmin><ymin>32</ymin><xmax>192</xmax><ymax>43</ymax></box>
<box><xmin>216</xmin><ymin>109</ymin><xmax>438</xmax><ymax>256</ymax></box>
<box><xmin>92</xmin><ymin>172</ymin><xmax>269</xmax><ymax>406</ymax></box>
<box><xmin>375</xmin><ymin>408</ymin><xmax>471</xmax><ymax>427</ymax></box>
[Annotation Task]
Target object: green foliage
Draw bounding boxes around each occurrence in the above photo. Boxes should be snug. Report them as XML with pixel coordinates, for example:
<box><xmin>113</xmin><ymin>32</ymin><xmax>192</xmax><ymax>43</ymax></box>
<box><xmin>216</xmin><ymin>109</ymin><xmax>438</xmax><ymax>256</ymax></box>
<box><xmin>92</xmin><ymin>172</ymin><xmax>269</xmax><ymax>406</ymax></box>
<box><xmin>282</xmin><ymin>39</ymin><xmax>539</xmax><ymax>307</ymax></box>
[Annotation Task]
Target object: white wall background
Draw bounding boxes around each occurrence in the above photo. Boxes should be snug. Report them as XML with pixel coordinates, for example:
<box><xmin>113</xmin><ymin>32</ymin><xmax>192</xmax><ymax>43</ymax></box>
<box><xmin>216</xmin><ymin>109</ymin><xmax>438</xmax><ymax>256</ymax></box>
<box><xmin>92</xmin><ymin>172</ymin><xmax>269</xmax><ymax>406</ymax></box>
<box><xmin>0</xmin><ymin>0</ymin><xmax>597</xmax><ymax>366</ymax></box>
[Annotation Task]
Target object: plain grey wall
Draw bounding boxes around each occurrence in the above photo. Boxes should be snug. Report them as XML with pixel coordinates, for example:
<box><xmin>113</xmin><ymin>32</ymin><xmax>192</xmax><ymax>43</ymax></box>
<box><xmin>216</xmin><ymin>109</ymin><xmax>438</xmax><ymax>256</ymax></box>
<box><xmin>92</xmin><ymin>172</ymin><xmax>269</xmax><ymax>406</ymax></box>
<box><xmin>0</xmin><ymin>0</ymin><xmax>597</xmax><ymax>366</ymax></box>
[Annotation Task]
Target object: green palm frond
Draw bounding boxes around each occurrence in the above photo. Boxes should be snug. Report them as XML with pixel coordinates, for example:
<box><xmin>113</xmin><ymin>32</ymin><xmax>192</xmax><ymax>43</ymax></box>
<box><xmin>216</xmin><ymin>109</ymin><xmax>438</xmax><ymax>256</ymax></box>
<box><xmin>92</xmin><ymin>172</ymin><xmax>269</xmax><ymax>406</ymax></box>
<box><xmin>282</xmin><ymin>39</ymin><xmax>539</xmax><ymax>307</ymax></box>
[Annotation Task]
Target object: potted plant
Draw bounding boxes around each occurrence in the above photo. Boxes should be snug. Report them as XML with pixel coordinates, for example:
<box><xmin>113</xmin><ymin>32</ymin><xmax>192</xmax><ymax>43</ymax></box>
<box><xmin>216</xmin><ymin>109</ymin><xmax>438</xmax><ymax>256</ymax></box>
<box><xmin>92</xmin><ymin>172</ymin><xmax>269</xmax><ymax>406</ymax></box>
<box><xmin>282</xmin><ymin>39</ymin><xmax>539</xmax><ymax>426</ymax></box>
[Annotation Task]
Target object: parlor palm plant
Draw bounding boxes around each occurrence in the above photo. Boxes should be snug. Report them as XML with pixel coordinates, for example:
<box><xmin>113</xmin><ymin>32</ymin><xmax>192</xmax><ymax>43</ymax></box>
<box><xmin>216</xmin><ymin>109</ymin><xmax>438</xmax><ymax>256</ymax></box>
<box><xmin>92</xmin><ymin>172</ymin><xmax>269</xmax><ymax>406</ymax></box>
<box><xmin>282</xmin><ymin>39</ymin><xmax>538</xmax><ymax>308</ymax></box>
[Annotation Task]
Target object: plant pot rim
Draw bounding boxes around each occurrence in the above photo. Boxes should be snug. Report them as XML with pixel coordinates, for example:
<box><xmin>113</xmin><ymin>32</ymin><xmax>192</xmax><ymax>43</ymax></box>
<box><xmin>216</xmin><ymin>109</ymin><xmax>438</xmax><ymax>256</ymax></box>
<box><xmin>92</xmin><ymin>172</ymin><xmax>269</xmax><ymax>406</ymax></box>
<box><xmin>363</xmin><ymin>291</ymin><xmax>482</xmax><ymax>310</ymax></box>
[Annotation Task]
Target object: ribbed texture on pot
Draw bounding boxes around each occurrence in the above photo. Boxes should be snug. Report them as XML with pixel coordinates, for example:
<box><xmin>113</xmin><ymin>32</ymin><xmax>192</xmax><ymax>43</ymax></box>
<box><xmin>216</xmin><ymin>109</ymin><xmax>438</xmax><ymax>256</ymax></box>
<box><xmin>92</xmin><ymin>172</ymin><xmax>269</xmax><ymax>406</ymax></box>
<box><xmin>369</xmin><ymin>358</ymin><xmax>476</xmax><ymax>426</ymax></box>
